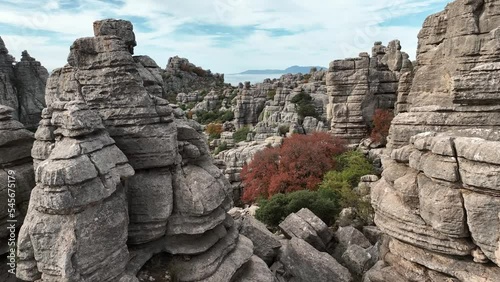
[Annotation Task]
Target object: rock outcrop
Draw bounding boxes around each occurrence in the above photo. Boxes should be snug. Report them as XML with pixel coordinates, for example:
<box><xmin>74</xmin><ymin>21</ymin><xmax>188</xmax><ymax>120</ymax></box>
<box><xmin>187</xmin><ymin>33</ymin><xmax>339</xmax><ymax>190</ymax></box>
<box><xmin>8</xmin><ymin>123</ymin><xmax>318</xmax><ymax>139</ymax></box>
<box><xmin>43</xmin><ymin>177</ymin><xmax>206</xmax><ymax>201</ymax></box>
<box><xmin>0</xmin><ymin>38</ymin><xmax>49</xmax><ymax>130</ymax></box>
<box><xmin>215</xmin><ymin>136</ymin><xmax>283</xmax><ymax>202</ymax></box>
<box><xmin>16</xmin><ymin>19</ymin><xmax>256</xmax><ymax>282</ymax></box>
<box><xmin>0</xmin><ymin>105</ymin><xmax>35</xmax><ymax>255</ymax></box>
<box><xmin>17</xmin><ymin>102</ymin><xmax>135</xmax><ymax>281</ymax></box>
<box><xmin>163</xmin><ymin>56</ymin><xmax>225</xmax><ymax>99</ymax></box>
<box><xmin>387</xmin><ymin>0</ymin><xmax>500</xmax><ymax>150</ymax></box>
<box><xmin>370</xmin><ymin>1</ymin><xmax>500</xmax><ymax>281</ymax></box>
<box><xmin>326</xmin><ymin>41</ymin><xmax>413</xmax><ymax>144</ymax></box>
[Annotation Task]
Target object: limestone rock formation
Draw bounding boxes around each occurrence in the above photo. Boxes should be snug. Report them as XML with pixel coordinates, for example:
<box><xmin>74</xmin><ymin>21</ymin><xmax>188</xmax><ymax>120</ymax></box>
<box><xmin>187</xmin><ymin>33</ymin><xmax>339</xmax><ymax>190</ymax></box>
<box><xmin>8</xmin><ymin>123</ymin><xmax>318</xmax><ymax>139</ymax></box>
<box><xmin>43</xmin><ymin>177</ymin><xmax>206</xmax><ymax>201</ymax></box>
<box><xmin>163</xmin><ymin>56</ymin><xmax>225</xmax><ymax>99</ymax></box>
<box><xmin>387</xmin><ymin>0</ymin><xmax>500</xmax><ymax>150</ymax></box>
<box><xmin>326</xmin><ymin>41</ymin><xmax>413</xmax><ymax>144</ymax></box>
<box><xmin>0</xmin><ymin>38</ymin><xmax>49</xmax><ymax>130</ymax></box>
<box><xmin>17</xmin><ymin>101</ymin><xmax>135</xmax><ymax>281</ymax></box>
<box><xmin>215</xmin><ymin>136</ymin><xmax>283</xmax><ymax>202</ymax></box>
<box><xmin>0</xmin><ymin>105</ymin><xmax>35</xmax><ymax>255</ymax></box>
<box><xmin>16</xmin><ymin>18</ymin><xmax>271</xmax><ymax>282</ymax></box>
<box><xmin>369</xmin><ymin>1</ymin><xmax>500</xmax><ymax>280</ymax></box>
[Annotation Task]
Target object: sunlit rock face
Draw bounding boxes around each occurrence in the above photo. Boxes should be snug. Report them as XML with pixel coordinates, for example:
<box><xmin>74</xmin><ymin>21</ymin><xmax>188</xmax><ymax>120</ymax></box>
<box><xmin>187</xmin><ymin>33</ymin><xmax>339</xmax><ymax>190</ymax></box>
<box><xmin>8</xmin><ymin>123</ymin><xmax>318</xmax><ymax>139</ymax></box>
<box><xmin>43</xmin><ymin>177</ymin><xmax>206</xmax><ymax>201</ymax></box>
<box><xmin>368</xmin><ymin>1</ymin><xmax>500</xmax><ymax>281</ymax></box>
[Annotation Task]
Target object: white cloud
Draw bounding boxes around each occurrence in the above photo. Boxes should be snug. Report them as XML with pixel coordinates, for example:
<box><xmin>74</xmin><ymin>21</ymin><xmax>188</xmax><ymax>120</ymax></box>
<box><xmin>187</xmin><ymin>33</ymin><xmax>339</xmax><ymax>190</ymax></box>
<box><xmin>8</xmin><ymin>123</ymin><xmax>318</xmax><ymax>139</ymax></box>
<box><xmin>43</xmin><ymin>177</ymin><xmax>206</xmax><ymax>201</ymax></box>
<box><xmin>0</xmin><ymin>0</ymin><xmax>451</xmax><ymax>73</ymax></box>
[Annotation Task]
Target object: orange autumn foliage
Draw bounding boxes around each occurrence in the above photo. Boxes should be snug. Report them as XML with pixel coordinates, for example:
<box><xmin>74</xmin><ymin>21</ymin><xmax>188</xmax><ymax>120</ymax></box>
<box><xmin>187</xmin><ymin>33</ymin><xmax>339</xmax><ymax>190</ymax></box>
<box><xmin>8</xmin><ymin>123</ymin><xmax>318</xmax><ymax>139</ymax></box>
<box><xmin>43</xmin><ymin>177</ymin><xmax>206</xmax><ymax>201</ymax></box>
<box><xmin>241</xmin><ymin>132</ymin><xmax>346</xmax><ymax>203</ymax></box>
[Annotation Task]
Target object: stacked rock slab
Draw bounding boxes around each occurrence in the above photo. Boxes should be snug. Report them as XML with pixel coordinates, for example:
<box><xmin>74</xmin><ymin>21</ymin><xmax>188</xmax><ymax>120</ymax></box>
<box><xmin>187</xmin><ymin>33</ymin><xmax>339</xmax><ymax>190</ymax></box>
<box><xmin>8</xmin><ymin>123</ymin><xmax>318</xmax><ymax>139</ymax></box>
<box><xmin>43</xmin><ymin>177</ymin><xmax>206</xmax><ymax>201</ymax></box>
<box><xmin>326</xmin><ymin>40</ymin><xmax>413</xmax><ymax>144</ymax></box>
<box><xmin>17</xmin><ymin>101</ymin><xmax>136</xmax><ymax>281</ymax></box>
<box><xmin>371</xmin><ymin>130</ymin><xmax>500</xmax><ymax>281</ymax></box>
<box><xmin>387</xmin><ymin>0</ymin><xmax>500</xmax><ymax>150</ymax></box>
<box><xmin>0</xmin><ymin>37</ymin><xmax>49</xmax><ymax>130</ymax></box>
<box><xmin>371</xmin><ymin>1</ymin><xmax>500</xmax><ymax>280</ymax></box>
<box><xmin>0</xmin><ymin>105</ymin><xmax>34</xmax><ymax>255</ymax></box>
<box><xmin>17</xmin><ymin>19</ymin><xmax>268</xmax><ymax>282</ymax></box>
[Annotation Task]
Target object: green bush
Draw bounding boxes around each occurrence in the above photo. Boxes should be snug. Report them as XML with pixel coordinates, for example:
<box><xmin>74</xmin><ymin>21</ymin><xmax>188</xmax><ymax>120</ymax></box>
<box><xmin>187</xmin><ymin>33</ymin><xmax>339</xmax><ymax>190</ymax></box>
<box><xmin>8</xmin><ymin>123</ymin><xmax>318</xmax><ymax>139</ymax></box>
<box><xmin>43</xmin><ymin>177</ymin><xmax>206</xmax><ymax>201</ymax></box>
<box><xmin>256</xmin><ymin>188</ymin><xmax>340</xmax><ymax>228</ymax></box>
<box><xmin>220</xmin><ymin>111</ymin><xmax>234</xmax><ymax>122</ymax></box>
<box><xmin>233</xmin><ymin>126</ymin><xmax>251</xmax><ymax>143</ymax></box>
<box><xmin>214</xmin><ymin>142</ymin><xmax>228</xmax><ymax>155</ymax></box>
<box><xmin>196</xmin><ymin>110</ymin><xmax>234</xmax><ymax>125</ymax></box>
<box><xmin>278</xmin><ymin>125</ymin><xmax>289</xmax><ymax>136</ymax></box>
<box><xmin>290</xmin><ymin>91</ymin><xmax>318</xmax><ymax>123</ymax></box>
<box><xmin>319</xmin><ymin>150</ymin><xmax>375</xmax><ymax>222</ymax></box>
<box><xmin>267</xmin><ymin>89</ymin><xmax>277</xmax><ymax>100</ymax></box>
<box><xmin>324</xmin><ymin>150</ymin><xmax>374</xmax><ymax>186</ymax></box>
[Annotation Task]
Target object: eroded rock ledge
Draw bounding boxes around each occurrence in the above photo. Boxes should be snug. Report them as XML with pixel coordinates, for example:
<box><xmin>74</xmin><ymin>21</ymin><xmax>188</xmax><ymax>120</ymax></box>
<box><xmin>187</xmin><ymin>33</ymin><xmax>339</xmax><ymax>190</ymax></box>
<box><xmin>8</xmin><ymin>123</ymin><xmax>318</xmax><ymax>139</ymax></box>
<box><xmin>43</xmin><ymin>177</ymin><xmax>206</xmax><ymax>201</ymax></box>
<box><xmin>369</xmin><ymin>0</ymin><xmax>500</xmax><ymax>280</ymax></box>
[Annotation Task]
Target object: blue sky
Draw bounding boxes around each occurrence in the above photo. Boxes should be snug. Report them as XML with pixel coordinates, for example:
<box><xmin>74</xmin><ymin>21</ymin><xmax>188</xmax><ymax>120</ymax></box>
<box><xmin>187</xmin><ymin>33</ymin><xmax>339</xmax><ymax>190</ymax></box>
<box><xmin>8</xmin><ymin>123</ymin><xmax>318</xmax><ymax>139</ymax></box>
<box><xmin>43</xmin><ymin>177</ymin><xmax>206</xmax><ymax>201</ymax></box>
<box><xmin>0</xmin><ymin>0</ymin><xmax>450</xmax><ymax>74</ymax></box>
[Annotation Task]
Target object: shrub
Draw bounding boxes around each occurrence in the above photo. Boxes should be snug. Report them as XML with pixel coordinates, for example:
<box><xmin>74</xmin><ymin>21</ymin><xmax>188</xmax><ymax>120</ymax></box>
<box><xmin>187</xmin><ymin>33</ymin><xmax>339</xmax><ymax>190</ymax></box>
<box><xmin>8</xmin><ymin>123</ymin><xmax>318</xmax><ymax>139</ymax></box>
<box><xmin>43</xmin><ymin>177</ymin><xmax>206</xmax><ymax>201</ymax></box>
<box><xmin>255</xmin><ymin>188</ymin><xmax>340</xmax><ymax>228</ymax></box>
<box><xmin>205</xmin><ymin>123</ymin><xmax>223</xmax><ymax>140</ymax></box>
<box><xmin>319</xmin><ymin>150</ymin><xmax>374</xmax><ymax>220</ymax></box>
<box><xmin>214</xmin><ymin>142</ymin><xmax>228</xmax><ymax>155</ymax></box>
<box><xmin>267</xmin><ymin>89</ymin><xmax>277</xmax><ymax>100</ymax></box>
<box><xmin>192</xmin><ymin>67</ymin><xmax>207</xmax><ymax>77</ymax></box>
<box><xmin>241</xmin><ymin>132</ymin><xmax>346</xmax><ymax>202</ymax></box>
<box><xmin>220</xmin><ymin>111</ymin><xmax>234</xmax><ymax>122</ymax></box>
<box><xmin>233</xmin><ymin>126</ymin><xmax>251</xmax><ymax>143</ymax></box>
<box><xmin>196</xmin><ymin>110</ymin><xmax>234</xmax><ymax>125</ymax></box>
<box><xmin>370</xmin><ymin>109</ymin><xmax>394</xmax><ymax>144</ymax></box>
<box><xmin>326</xmin><ymin>150</ymin><xmax>375</xmax><ymax>186</ymax></box>
<box><xmin>291</xmin><ymin>91</ymin><xmax>318</xmax><ymax>123</ymax></box>
<box><xmin>278</xmin><ymin>125</ymin><xmax>289</xmax><ymax>136</ymax></box>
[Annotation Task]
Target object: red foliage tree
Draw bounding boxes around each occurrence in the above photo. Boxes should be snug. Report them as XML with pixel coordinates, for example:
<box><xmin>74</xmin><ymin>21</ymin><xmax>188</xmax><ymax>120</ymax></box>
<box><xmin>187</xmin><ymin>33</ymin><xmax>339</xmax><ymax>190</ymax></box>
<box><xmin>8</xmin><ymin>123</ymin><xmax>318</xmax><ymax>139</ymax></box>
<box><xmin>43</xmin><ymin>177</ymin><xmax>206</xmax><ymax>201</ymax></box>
<box><xmin>241</xmin><ymin>132</ymin><xmax>346</xmax><ymax>203</ymax></box>
<box><xmin>241</xmin><ymin>147</ymin><xmax>280</xmax><ymax>202</ymax></box>
<box><xmin>370</xmin><ymin>109</ymin><xmax>394</xmax><ymax>144</ymax></box>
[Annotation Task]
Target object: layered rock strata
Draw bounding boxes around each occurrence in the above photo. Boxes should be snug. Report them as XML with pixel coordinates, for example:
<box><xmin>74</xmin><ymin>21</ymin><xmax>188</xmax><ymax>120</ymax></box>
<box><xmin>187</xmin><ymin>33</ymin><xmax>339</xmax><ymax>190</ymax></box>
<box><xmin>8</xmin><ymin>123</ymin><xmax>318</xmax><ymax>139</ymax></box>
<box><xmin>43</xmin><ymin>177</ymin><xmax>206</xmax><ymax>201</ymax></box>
<box><xmin>370</xmin><ymin>1</ymin><xmax>500</xmax><ymax>280</ymax></box>
<box><xmin>17</xmin><ymin>101</ymin><xmax>135</xmax><ymax>281</ymax></box>
<box><xmin>326</xmin><ymin>40</ymin><xmax>413</xmax><ymax>144</ymax></box>
<box><xmin>371</xmin><ymin>130</ymin><xmax>500</xmax><ymax>281</ymax></box>
<box><xmin>163</xmin><ymin>56</ymin><xmax>225</xmax><ymax>99</ymax></box>
<box><xmin>387</xmin><ymin>0</ymin><xmax>500</xmax><ymax>150</ymax></box>
<box><xmin>0</xmin><ymin>38</ymin><xmax>49</xmax><ymax>130</ymax></box>
<box><xmin>0</xmin><ymin>105</ymin><xmax>35</xmax><ymax>255</ymax></box>
<box><xmin>16</xmin><ymin>19</ymin><xmax>264</xmax><ymax>282</ymax></box>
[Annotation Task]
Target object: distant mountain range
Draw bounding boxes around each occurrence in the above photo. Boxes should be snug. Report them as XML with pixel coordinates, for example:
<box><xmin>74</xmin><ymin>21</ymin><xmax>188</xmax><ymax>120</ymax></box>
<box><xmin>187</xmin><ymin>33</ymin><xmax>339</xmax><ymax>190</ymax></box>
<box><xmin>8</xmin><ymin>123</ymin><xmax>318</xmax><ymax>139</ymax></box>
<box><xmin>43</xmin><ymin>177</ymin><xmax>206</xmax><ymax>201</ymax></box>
<box><xmin>236</xmin><ymin>65</ymin><xmax>326</xmax><ymax>75</ymax></box>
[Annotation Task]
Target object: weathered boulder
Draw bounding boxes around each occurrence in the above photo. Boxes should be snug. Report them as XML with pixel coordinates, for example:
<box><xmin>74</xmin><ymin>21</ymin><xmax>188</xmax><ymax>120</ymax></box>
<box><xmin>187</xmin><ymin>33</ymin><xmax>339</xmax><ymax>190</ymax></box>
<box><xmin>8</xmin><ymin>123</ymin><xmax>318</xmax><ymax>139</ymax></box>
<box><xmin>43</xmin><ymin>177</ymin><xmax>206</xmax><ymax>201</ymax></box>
<box><xmin>239</xmin><ymin>215</ymin><xmax>281</xmax><ymax>265</ymax></box>
<box><xmin>279</xmin><ymin>208</ymin><xmax>333</xmax><ymax>251</ymax></box>
<box><xmin>278</xmin><ymin>237</ymin><xmax>352</xmax><ymax>282</ymax></box>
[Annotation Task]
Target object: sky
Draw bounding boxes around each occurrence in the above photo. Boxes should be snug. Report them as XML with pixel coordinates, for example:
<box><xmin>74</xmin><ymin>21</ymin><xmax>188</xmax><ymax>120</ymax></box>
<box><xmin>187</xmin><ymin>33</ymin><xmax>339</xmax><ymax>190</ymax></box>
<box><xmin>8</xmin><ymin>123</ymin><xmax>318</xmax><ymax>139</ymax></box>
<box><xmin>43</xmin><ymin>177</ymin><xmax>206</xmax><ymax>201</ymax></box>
<box><xmin>0</xmin><ymin>0</ymin><xmax>451</xmax><ymax>74</ymax></box>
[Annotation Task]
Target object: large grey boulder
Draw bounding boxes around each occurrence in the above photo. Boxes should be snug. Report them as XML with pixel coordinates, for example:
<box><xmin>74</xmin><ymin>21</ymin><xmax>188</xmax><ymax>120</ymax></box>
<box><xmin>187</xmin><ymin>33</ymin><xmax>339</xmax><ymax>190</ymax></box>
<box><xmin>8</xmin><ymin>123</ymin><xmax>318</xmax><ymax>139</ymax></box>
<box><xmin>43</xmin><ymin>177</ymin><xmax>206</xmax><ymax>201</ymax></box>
<box><xmin>279</xmin><ymin>208</ymin><xmax>333</xmax><ymax>251</ymax></box>
<box><xmin>239</xmin><ymin>215</ymin><xmax>281</xmax><ymax>265</ymax></box>
<box><xmin>278</xmin><ymin>237</ymin><xmax>352</xmax><ymax>282</ymax></box>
